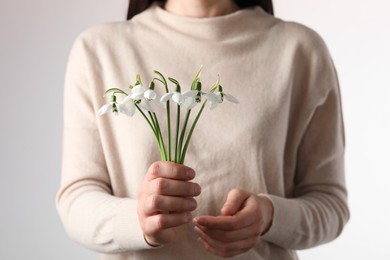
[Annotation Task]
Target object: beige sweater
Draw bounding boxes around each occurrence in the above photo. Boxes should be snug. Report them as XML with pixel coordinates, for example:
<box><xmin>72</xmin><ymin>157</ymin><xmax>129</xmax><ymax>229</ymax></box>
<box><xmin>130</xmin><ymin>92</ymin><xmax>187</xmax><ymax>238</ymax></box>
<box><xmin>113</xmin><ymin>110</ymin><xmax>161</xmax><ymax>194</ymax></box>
<box><xmin>57</xmin><ymin>3</ymin><xmax>349</xmax><ymax>259</ymax></box>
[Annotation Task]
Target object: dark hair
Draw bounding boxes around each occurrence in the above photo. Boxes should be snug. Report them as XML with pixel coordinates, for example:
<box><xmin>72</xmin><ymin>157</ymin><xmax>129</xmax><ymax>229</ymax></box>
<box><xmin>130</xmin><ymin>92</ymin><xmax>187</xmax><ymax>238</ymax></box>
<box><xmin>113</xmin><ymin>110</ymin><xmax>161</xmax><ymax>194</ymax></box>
<box><xmin>127</xmin><ymin>0</ymin><xmax>274</xmax><ymax>20</ymax></box>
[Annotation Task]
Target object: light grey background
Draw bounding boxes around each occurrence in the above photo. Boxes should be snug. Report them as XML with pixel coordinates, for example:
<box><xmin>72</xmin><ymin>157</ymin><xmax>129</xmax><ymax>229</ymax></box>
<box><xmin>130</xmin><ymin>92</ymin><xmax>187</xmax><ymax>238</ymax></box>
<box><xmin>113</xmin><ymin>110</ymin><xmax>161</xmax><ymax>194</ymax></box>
<box><xmin>0</xmin><ymin>0</ymin><xmax>128</xmax><ymax>259</ymax></box>
<box><xmin>1</xmin><ymin>0</ymin><xmax>389</xmax><ymax>259</ymax></box>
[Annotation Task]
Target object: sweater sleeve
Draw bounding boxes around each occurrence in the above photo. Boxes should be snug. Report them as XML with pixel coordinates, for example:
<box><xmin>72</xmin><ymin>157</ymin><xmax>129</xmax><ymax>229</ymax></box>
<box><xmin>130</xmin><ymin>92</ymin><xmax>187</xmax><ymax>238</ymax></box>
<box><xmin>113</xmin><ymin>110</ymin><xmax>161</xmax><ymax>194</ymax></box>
<box><xmin>56</xmin><ymin>31</ymin><xmax>153</xmax><ymax>253</ymax></box>
<box><xmin>261</xmin><ymin>32</ymin><xmax>349</xmax><ymax>249</ymax></box>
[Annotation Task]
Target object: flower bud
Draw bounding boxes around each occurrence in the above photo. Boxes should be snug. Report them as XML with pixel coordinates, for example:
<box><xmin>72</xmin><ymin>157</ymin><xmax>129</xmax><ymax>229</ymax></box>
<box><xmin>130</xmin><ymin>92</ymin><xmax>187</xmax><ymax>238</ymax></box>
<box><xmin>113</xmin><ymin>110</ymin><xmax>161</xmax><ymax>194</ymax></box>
<box><xmin>135</xmin><ymin>74</ymin><xmax>142</xmax><ymax>85</ymax></box>
<box><xmin>149</xmin><ymin>81</ymin><xmax>155</xmax><ymax>90</ymax></box>
<box><xmin>175</xmin><ymin>84</ymin><xmax>181</xmax><ymax>93</ymax></box>
<box><xmin>195</xmin><ymin>81</ymin><xmax>202</xmax><ymax>91</ymax></box>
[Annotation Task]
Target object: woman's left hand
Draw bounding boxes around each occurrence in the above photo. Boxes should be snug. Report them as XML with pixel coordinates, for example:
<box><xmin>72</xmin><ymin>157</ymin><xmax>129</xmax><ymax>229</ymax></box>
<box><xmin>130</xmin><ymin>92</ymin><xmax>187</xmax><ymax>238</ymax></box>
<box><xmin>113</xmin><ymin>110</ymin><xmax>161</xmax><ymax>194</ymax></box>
<box><xmin>193</xmin><ymin>189</ymin><xmax>274</xmax><ymax>258</ymax></box>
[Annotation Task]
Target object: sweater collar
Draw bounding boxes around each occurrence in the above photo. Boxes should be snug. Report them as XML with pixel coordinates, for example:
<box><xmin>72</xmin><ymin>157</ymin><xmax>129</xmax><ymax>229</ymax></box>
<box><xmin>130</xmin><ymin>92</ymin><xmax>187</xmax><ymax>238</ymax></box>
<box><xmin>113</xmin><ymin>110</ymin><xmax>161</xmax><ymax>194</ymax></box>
<box><xmin>146</xmin><ymin>2</ymin><xmax>267</xmax><ymax>41</ymax></box>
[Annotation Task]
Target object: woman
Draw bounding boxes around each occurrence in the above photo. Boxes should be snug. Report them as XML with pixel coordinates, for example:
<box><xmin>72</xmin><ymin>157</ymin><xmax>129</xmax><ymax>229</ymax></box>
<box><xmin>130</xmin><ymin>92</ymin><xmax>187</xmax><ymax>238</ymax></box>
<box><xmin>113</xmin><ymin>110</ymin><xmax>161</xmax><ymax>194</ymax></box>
<box><xmin>56</xmin><ymin>0</ymin><xmax>349</xmax><ymax>259</ymax></box>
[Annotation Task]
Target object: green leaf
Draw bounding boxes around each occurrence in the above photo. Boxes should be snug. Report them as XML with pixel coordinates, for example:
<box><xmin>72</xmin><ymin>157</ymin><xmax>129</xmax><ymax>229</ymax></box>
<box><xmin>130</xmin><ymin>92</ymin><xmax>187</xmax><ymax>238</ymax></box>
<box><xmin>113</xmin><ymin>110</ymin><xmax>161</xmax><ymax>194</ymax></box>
<box><xmin>208</xmin><ymin>75</ymin><xmax>220</xmax><ymax>93</ymax></box>
<box><xmin>191</xmin><ymin>66</ymin><xmax>203</xmax><ymax>90</ymax></box>
<box><xmin>168</xmin><ymin>77</ymin><xmax>181</xmax><ymax>92</ymax></box>
<box><xmin>153</xmin><ymin>70</ymin><xmax>169</xmax><ymax>93</ymax></box>
<box><xmin>104</xmin><ymin>88</ymin><xmax>128</xmax><ymax>96</ymax></box>
<box><xmin>168</xmin><ymin>77</ymin><xmax>180</xmax><ymax>86</ymax></box>
<box><xmin>135</xmin><ymin>74</ymin><xmax>143</xmax><ymax>85</ymax></box>
<box><xmin>154</xmin><ymin>70</ymin><xmax>167</xmax><ymax>85</ymax></box>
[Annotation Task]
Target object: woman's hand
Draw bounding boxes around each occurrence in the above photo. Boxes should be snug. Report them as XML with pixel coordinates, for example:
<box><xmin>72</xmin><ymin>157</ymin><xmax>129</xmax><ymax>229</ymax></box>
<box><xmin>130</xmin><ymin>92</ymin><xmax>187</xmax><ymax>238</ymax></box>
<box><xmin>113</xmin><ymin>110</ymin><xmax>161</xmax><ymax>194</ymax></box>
<box><xmin>193</xmin><ymin>189</ymin><xmax>274</xmax><ymax>258</ymax></box>
<box><xmin>137</xmin><ymin>161</ymin><xmax>201</xmax><ymax>246</ymax></box>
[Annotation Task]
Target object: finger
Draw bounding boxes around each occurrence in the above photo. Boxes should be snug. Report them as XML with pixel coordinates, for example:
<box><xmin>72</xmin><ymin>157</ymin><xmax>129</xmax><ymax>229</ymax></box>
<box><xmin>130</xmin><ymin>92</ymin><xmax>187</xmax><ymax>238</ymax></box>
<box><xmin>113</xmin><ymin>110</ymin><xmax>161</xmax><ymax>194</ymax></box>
<box><xmin>195</xmin><ymin>222</ymin><xmax>262</xmax><ymax>243</ymax></box>
<box><xmin>197</xmin><ymin>237</ymin><xmax>246</xmax><ymax>258</ymax></box>
<box><xmin>194</xmin><ymin>196</ymin><xmax>260</xmax><ymax>230</ymax></box>
<box><xmin>144</xmin><ymin>229</ymin><xmax>175</xmax><ymax>246</ymax></box>
<box><xmin>195</xmin><ymin>226</ymin><xmax>257</xmax><ymax>258</ymax></box>
<box><xmin>149</xmin><ymin>178</ymin><xmax>201</xmax><ymax>197</ymax></box>
<box><xmin>144</xmin><ymin>212</ymin><xmax>193</xmax><ymax>235</ymax></box>
<box><xmin>143</xmin><ymin>195</ymin><xmax>197</xmax><ymax>214</ymax></box>
<box><xmin>146</xmin><ymin>161</ymin><xmax>195</xmax><ymax>181</ymax></box>
<box><xmin>221</xmin><ymin>189</ymin><xmax>249</xmax><ymax>216</ymax></box>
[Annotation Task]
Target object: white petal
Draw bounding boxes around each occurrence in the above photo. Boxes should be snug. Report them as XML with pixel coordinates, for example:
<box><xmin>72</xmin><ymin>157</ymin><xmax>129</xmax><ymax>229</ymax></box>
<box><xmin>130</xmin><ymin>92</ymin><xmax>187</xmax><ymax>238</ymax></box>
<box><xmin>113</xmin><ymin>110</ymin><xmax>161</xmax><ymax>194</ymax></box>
<box><xmin>204</xmin><ymin>93</ymin><xmax>220</xmax><ymax>103</ymax></box>
<box><xmin>160</xmin><ymin>92</ymin><xmax>174</xmax><ymax>102</ymax></box>
<box><xmin>224</xmin><ymin>93</ymin><xmax>239</xmax><ymax>104</ymax></box>
<box><xmin>132</xmin><ymin>85</ymin><xmax>146</xmax><ymax>94</ymax></box>
<box><xmin>182</xmin><ymin>90</ymin><xmax>198</xmax><ymax>98</ymax></box>
<box><xmin>149</xmin><ymin>99</ymin><xmax>161</xmax><ymax>112</ymax></box>
<box><xmin>130</xmin><ymin>92</ymin><xmax>144</xmax><ymax>100</ymax></box>
<box><xmin>144</xmin><ymin>89</ymin><xmax>157</xmax><ymax>100</ymax></box>
<box><xmin>139</xmin><ymin>99</ymin><xmax>154</xmax><ymax>112</ymax></box>
<box><xmin>122</xmin><ymin>95</ymin><xmax>133</xmax><ymax>104</ymax></box>
<box><xmin>209</xmin><ymin>101</ymin><xmax>219</xmax><ymax>110</ymax></box>
<box><xmin>98</xmin><ymin>103</ymin><xmax>112</xmax><ymax>116</ymax></box>
<box><xmin>121</xmin><ymin>100</ymin><xmax>136</xmax><ymax>113</ymax></box>
<box><xmin>125</xmin><ymin>102</ymin><xmax>136</xmax><ymax>116</ymax></box>
<box><xmin>182</xmin><ymin>97</ymin><xmax>196</xmax><ymax>111</ymax></box>
<box><xmin>118</xmin><ymin>103</ymin><xmax>135</xmax><ymax>117</ymax></box>
<box><xmin>215</xmin><ymin>92</ymin><xmax>223</xmax><ymax>103</ymax></box>
<box><xmin>172</xmin><ymin>92</ymin><xmax>184</xmax><ymax>105</ymax></box>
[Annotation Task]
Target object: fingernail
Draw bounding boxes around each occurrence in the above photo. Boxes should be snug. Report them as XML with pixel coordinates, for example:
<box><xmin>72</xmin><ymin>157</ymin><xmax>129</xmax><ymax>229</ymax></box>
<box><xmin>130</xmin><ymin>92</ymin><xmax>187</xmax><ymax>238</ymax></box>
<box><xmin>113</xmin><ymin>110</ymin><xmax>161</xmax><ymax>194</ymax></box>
<box><xmin>193</xmin><ymin>218</ymin><xmax>205</xmax><ymax>227</ymax></box>
<box><xmin>193</xmin><ymin>184</ymin><xmax>201</xmax><ymax>195</ymax></box>
<box><xmin>189</xmin><ymin>199</ymin><xmax>197</xmax><ymax>210</ymax></box>
<box><xmin>186</xmin><ymin>169</ymin><xmax>194</xmax><ymax>179</ymax></box>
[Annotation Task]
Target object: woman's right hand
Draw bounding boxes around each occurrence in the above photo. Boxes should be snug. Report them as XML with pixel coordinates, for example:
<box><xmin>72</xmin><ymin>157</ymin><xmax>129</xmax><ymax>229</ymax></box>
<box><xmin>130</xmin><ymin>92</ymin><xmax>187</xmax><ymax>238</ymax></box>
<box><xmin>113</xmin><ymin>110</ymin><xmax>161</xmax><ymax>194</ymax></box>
<box><xmin>137</xmin><ymin>161</ymin><xmax>201</xmax><ymax>246</ymax></box>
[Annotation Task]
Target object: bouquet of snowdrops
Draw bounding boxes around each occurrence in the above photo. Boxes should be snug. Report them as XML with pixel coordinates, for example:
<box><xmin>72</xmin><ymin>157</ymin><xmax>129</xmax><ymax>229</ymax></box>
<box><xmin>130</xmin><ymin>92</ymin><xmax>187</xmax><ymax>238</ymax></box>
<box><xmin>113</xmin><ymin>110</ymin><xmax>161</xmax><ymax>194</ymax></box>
<box><xmin>98</xmin><ymin>68</ymin><xmax>238</xmax><ymax>164</ymax></box>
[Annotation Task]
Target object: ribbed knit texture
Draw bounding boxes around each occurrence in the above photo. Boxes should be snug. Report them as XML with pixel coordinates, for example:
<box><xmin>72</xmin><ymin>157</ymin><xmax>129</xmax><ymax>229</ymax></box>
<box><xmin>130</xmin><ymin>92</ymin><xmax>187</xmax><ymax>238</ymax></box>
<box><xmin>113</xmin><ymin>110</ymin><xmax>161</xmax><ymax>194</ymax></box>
<box><xmin>56</xmin><ymin>3</ymin><xmax>349</xmax><ymax>259</ymax></box>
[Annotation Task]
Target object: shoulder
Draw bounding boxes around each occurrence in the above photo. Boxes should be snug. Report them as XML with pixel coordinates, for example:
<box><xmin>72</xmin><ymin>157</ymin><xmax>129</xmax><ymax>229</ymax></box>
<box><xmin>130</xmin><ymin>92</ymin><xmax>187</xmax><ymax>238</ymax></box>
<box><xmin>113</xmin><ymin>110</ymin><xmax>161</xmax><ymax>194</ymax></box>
<box><xmin>270</xmin><ymin>18</ymin><xmax>330</xmax><ymax>55</ymax></box>
<box><xmin>268</xmin><ymin>19</ymin><xmax>338</xmax><ymax>96</ymax></box>
<box><xmin>72</xmin><ymin>21</ymin><xmax>132</xmax><ymax>48</ymax></box>
<box><xmin>67</xmin><ymin>20</ymin><xmax>137</xmax><ymax>64</ymax></box>
<box><xmin>268</xmin><ymin>18</ymin><xmax>335</xmax><ymax>80</ymax></box>
<box><xmin>73</xmin><ymin>6</ymin><xmax>154</xmax><ymax>47</ymax></box>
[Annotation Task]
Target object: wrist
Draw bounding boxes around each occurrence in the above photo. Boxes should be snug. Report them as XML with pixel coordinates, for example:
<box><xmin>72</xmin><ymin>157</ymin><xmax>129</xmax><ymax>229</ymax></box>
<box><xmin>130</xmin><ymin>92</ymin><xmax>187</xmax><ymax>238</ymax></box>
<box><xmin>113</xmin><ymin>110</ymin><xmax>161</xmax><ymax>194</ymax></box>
<box><xmin>258</xmin><ymin>194</ymin><xmax>274</xmax><ymax>235</ymax></box>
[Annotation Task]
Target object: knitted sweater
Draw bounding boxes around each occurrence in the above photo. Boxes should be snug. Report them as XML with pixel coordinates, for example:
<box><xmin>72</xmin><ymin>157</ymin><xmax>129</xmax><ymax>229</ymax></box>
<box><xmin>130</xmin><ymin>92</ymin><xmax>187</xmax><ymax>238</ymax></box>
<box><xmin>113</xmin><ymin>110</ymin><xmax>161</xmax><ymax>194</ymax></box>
<box><xmin>56</xmin><ymin>3</ymin><xmax>349</xmax><ymax>259</ymax></box>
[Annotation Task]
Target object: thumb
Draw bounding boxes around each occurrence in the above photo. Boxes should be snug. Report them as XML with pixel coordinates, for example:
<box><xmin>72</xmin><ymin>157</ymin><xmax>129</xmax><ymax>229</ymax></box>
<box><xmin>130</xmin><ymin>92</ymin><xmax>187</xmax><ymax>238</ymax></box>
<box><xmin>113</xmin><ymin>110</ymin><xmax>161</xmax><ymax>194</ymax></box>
<box><xmin>221</xmin><ymin>189</ymin><xmax>250</xmax><ymax>216</ymax></box>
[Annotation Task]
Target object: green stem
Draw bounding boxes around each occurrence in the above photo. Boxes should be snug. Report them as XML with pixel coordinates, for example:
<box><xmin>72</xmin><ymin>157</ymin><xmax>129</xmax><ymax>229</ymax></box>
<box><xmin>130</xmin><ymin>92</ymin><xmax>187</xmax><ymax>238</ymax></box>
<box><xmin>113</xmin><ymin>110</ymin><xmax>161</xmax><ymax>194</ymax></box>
<box><xmin>180</xmin><ymin>101</ymin><xmax>206</xmax><ymax>164</ymax></box>
<box><xmin>166</xmin><ymin>101</ymin><xmax>172</xmax><ymax>161</ymax></box>
<box><xmin>151</xmin><ymin>112</ymin><xmax>167</xmax><ymax>161</ymax></box>
<box><xmin>153</xmin><ymin>71</ymin><xmax>170</xmax><ymax>161</ymax></box>
<box><xmin>174</xmin><ymin>104</ymin><xmax>181</xmax><ymax>163</ymax></box>
<box><xmin>147</xmin><ymin>111</ymin><xmax>165</xmax><ymax>161</ymax></box>
<box><xmin>139</xmin><ymin>108</ymin><xmax>165</xmax><ymax>161</ymax></box>
<box><xmin>135</xmin><ymin>104</ymin><xmax>157</xmax><ymax>137</ymax></box>
<box><xmin>178</xmin><ymin>110</ymin><xmax>191</xmax><ymax>163</ymax></box>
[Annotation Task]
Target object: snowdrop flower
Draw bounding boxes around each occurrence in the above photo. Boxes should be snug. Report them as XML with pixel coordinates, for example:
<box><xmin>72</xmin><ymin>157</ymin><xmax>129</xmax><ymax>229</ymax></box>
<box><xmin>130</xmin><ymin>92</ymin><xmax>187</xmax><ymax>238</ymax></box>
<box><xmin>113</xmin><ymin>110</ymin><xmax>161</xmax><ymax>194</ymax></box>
<box><xmin>129</xmin><ymin>82</ymin><xmax>161</xmax><ymax>112</ymax></box>
<box><xmin>160</xmin><ymin>90</ymin><xmax>198</xmax><ymax>110</ymax></box>
<box><xmin>97</xmin><ymin>69</ymin><xmax>240</xmax><ymax>164</ymax></box>
<box><xmin>203</xmin><ymin>85</ymin><xmax>239</xmax><ymax>110</ymax></box>
<box><xmin>98</xmin><ymin>95</ymin><xmax>135</xmax><ymax>117</ymax></box>
<box><xmin>129</xmin><ymin>84</ymin><xmax>147</xmax><ymax>99</ymax></box>
<box><xmin>118</xmin><ymin>95</ymin><xmax>136</xmax><ymax>116</ymax></box>
<box><xmin>98</xmin><ymin>102</ymin><xmax>115</xmax><ymax>116</ymax></box>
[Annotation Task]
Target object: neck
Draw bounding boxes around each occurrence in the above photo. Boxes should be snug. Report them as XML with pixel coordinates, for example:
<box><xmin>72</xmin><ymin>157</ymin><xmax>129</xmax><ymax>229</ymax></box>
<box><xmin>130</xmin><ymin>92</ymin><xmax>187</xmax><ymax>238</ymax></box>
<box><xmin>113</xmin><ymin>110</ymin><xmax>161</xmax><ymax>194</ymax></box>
<box><xmin>164</xmin><ymin>0</ymin><xmax>240</xmax><ymax>18</ymax></box>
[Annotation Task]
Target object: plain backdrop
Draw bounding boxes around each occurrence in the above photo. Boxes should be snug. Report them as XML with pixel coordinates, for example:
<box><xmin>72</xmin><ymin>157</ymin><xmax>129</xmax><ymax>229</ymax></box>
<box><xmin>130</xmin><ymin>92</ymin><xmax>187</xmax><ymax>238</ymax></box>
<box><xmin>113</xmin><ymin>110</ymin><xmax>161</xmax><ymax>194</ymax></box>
<box><xmin>0</xmin><ymin>0</ymin><xmax>389</xmax><ymax>259</ymax></box>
